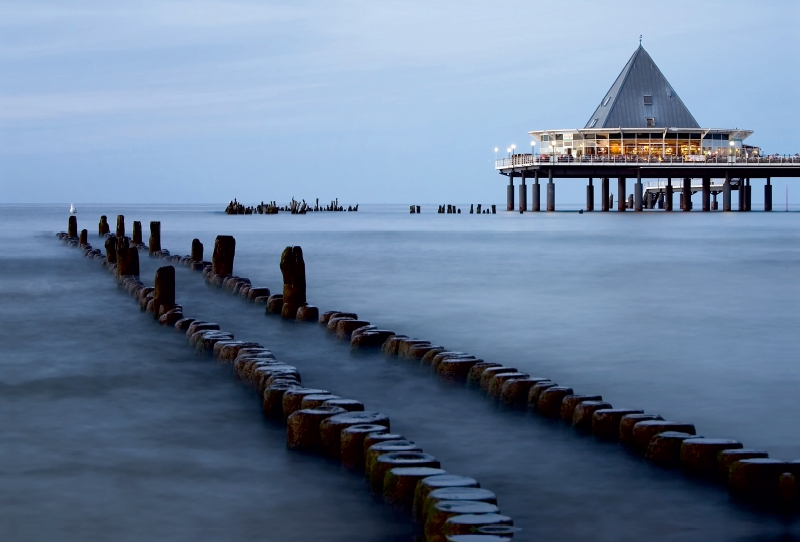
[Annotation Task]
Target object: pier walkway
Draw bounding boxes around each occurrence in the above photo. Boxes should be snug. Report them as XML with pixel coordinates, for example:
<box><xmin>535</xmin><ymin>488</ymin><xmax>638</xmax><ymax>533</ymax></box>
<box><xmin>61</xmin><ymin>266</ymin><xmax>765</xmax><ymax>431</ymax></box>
<box><xmin>494</xmin><ymin>155</ymin><xmax>800</xmax><ymax>212</ymax></box>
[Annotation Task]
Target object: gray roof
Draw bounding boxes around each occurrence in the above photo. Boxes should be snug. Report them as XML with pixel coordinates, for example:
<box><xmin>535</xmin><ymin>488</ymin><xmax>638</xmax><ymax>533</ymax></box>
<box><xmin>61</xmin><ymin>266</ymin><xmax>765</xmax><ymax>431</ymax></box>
<box><xmin>585</xmin><ymin>46</ymin><xmax>700</xmax><ymax>129</ymax></box>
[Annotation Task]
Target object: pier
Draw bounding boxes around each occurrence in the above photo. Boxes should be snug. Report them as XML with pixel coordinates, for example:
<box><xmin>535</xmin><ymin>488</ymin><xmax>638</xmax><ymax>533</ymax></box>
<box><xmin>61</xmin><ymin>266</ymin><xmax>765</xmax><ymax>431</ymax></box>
<box><xmin>497</xmin><ymin>155</ymin><xmax>800</xmax><ymax>212</ymax></box>
<box><xmin>496</xmin><ymin>44</ymin><xmax>800</xmax><ymax>212</ymax></box>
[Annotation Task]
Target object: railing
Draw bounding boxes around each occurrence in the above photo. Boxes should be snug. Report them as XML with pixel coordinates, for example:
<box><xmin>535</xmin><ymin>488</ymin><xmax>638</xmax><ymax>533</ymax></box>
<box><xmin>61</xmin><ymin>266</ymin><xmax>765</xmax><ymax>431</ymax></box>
<box><xmin>495</xmin><ymin>154</ymin><xmax>800</xmax><ymax>169</ymax></box>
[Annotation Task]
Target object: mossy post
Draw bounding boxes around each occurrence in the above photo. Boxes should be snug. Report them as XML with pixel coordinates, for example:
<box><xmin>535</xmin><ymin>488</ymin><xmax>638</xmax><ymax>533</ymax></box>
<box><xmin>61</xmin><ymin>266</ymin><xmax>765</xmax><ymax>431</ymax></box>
<box><xmin>116</xmin><ymin>236</ymin><xmax>140</xmax><ymax>277</ymax></box>
<box><xmin>98</xmin><ymin>215</ymin><xmax>109</xmax><ymax>236</ymax></box>
<box><xmin>68</xmin><ymin>216</ymin><xmax>78</xmax><ymax>238</ymax></box>
<box><xmin>212</xmin><ymin>235</ymin><xmax>235</xmax><ymax>275</ymax></box>
<box><xmin>104</xmin><ymin>235</ymin><xmax>117</xmax><ymax>263</ymax></box>
<box><xmin>191</xmin><ymin>238</ymin><xmax>204</xmax><ymax>262</ymax></box>
<box><xmin>153</xmin><ymin>266</ymin><xmax>176</xmax><ymax>317</ymax></box>
<box><xmin>280</xmin><ymin>246</ymin><xmax>306</xmax><ymax>319</ymax></box>
<box><xmin>116</xmin><ymin>215</ymin><xmax>125</xmax><ymax>238</ymax></box>
<box><xmin>149</xmin><ymin>221</ymin><xmax>161</xmax><ymax>254</ymax></box>
<box><xmin>132</xmin><ymin>221</ymin><xmax>143</xmax><ymax>245</ymax></box>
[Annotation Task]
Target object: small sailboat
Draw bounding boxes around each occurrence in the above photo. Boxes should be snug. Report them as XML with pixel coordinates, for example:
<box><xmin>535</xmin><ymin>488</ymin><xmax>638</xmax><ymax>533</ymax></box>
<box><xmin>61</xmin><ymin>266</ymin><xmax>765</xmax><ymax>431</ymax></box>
<box><xmin>69</xmin><ymin>204</ymin><xmax>76</xmax><ymax>214</ymax></box>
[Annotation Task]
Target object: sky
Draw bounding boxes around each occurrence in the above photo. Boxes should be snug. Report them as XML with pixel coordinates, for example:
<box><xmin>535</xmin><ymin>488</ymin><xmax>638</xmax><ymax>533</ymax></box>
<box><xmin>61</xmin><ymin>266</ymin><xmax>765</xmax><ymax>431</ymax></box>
<box><xmin>1</xmin><ymin>0</ymin><xmax>798</xmax><ymax>204</ymax></box>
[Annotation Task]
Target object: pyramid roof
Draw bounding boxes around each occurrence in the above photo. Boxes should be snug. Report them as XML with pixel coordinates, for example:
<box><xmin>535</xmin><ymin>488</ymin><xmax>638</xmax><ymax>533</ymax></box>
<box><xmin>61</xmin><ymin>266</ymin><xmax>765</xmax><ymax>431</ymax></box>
<box><xmin>585</xmin><ymin>46</ymin><xmax>700</xmax><ymax>129</ymax></box>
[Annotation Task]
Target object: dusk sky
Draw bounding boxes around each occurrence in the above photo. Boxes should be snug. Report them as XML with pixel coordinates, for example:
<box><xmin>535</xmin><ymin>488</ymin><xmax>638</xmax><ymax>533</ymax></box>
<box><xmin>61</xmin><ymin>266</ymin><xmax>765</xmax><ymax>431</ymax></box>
<box><xmin>2</xmin><ymin>1</ymin><xmax>798</xmax><ymax>204</ymax></box>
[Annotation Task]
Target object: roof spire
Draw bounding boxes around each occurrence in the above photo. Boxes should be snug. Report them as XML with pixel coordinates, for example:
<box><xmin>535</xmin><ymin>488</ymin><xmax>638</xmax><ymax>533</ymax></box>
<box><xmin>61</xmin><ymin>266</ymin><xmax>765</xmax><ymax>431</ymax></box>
<box><xmin>639</xmin><ymin>35</ymin><xmax>642</xmax><ymax>46</ymax></box>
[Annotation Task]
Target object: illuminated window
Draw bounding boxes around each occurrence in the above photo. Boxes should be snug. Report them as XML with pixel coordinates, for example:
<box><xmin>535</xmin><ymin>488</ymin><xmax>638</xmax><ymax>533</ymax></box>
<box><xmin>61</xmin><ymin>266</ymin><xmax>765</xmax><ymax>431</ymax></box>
<box><xmin>643</xmin><ymin>95</ymin><xmax>653</xmax><ymax>105</ymax></box>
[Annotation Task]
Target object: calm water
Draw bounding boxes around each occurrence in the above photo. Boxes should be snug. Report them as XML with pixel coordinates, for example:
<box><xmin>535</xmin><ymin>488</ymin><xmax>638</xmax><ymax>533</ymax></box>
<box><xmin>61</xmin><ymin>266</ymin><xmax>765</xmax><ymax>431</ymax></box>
<box><xmin>3</xmin><ymin>203</ymin><xmax>800</xmax><ymax>541</ymax></box>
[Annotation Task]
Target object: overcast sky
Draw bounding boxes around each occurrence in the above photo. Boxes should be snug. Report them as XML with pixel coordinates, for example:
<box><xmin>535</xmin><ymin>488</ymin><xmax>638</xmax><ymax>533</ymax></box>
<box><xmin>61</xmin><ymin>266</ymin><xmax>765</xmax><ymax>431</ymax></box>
<box><xmin>1</xmin><ymin>0</ymin><xmax>798</xmax><ymax>204</ymax></box>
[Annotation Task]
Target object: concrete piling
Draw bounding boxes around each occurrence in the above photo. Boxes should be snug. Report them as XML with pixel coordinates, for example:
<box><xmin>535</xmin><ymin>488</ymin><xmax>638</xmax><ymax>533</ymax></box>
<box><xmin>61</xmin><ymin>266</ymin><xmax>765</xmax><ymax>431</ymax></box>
<box><xmin>506</xmin><ymin>176</ymin><xmax>514</xmax><ymax>211</ymax></box>
<box><xmin>634</xmin><ymin>171</ymin><xmax>643</xmax><ymax>212</ymax></box>
<box><xmin>765</xmin><ymin>178</ymin><xmax>772</xmax><ymax>211</ymax></box>
<box><xmin>280</xmin><ymin>246</ymin><xmax>306</xmax><ymax>319</ymax></box>
<box><xmin>616</xmin><ymin>178</ymin><xmax>626</xmax><ymax>211</ymax></box>
<box><xmin>682</xmin><ymin>178</ymin><xmax>692</xmax><ymax>211</ymax></box>
<box><xmin>532</xmin><ymin>172</ymin><xmax>540</xmax><ymax>212</ymax></box>
<box><xmin>149</xmin><ymin>221</ymin><xmax>161</xmax><ymax>254</ymax></box>
<box><xmin>702</xmin><ymin>178</ymin><xmax>711</xmax><ymax>211</ymax></box>
<box><xmin>546</xmin><ymin>170</ymin><xmax>555</xmax><ymax>212</ymax></box>
<box><xmin>586</xmin><ymin>178</ymin><xmax>594</xmax><ymax>211</ymax></box>
<box><xmin>116</xmin><ymin>215</ymin><xmax>125</xmax><ymax>238</ymax></box>
<box><xmin>518</xmin><ymin>174</ymin><xmax>527</xmax><ymax>212</ymax></box>
<box><xmin>601</xmin><ymin>178</ymin><xmax>609</xmax><ymax>211</ymax></box>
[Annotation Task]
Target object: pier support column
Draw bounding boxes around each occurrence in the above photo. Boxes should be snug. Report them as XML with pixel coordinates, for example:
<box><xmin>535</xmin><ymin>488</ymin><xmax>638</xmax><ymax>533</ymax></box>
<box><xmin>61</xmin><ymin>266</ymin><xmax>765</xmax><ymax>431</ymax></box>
<box><xmin>601</xmin><ymin>178</ymin><xmax>609</xmax><ymax>211</ymax></box>
<box><xmin>617</xmin><ymin>178</ymin><xmax>626</xmax><ymax>212</ymax></box>
<box><xmin>745</xmin><ymin>179</ymin><xmax>752</xmax><ymax>211</ymax></box>
<box><xmin>546</xmin><ymin>170</ymin><xmax>555</xmax><ymax>212</ymax></box>
<box><xmin>738</xmin><ymin>178</ymin><xmax>745</xmax><ymax>211</ymax></box>
<box><xmin>765</xmin><ymin>178</ymin><xmax>772</xmax><ymax>211</ymax></box>
<box><xmin>682</xmin><ymin>178</ymin><xmax>691</xmax><ymax>211</ymax></box>
<box><xmin>634</xmin><ymin>171</ymin><xmax>643</xmax><ymax>212</ymax></box>
<box><xmin>586</xmin><ymin>178</ymin><xmax>594</xmax><ymax>211</ymax></box>
<box><xmin>702</xmin><ymin>178</ymin><xmax>711</xmax><ymax>211</ymax></box>
<box><xmin>532</xmin><ymin>172</ymin><xmax>540</xmax><ymax>212</ymax></box>
<box><xmin>723</xmin><ymin>173</ymin><xmax>731</xmax><ymax>212</ymax></box>
<box><xmin>665</xmin><ymin>179</ymin><xmax>673</xmax><ymax>212</ymax></box>
<box><xmin>506</xmin><ymin>176</ymin><xmax>514</xmax><ymax>211</ymax></box>
<box><xmin>519</xmin><ymin>174</ymin><xmax>527</xmax><ymax>212</ymax></box>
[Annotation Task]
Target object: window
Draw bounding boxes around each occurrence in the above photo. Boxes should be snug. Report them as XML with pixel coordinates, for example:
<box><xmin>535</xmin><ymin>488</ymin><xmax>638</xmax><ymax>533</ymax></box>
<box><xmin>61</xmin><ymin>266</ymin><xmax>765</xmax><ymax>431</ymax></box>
<box><xmin>541</xmin><ymin>135</ymin><xmax>549</xmax><ymax>142</ymax></box>
<box><xmin>643</xmin><ymin>95</ymin><xmax>653</xmax><ymax>105</ymax></box>
<box><xmin>589</xmin><ymin>118</ymin><xmax>598</xmax><ymax>127</ymax></box>
<box><xmin>602</xmin><ymin>96</ymin><xmax>610</xmax><ymax>106</ymax></box>
<box><xmin>646</xmin><ymin>117</ymin><xmax>655</xmax><ymax>127</ymax></box>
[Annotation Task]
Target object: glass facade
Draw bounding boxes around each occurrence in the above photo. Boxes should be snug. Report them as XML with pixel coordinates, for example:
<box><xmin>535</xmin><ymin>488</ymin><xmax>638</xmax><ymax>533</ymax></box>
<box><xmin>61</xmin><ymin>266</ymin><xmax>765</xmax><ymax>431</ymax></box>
<box><xmin>531</xmin><ymin>129</ymin><xmax>753</xmax><ymax>159</ymax></box>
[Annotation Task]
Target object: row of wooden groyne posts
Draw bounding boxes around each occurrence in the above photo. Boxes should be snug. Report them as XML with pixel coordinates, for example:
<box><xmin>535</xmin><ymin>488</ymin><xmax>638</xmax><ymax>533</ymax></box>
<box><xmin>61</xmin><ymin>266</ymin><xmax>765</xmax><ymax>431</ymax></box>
<box><xmin>225</xmin><ymin>198</ymin><xmax>359</xmax><ymax>215</ymax></box>
<box><xmin>57</xmin><ymin>214</ymin><xmax>518</xmax><ymax>542</ymax></box>
<box><xmin>411</xmin><ymin>205</ymin><xmax>498</xmax><ymax>214</ymax></box>
<box><xmin>58</xmin><ymin>213</ymin><xmax>800</xmax><ymax>526</ymax></box>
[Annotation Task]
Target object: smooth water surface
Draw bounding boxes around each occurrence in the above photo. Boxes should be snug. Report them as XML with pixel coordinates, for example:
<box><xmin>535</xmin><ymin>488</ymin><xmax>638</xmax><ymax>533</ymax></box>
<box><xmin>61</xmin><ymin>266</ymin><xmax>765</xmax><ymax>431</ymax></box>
<box><xmin>2</xmin><ymin>203</ymin><xmax>800</xmax><ymax>541</ymax></box>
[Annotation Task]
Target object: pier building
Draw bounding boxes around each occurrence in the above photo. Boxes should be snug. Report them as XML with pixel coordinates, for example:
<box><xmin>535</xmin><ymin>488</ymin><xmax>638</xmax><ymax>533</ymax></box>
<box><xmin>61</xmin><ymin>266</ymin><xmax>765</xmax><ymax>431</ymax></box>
<box><xmin>496</xmin><ymin>45</ymin><xmax>799</xmax><ymax>212</ymax></box>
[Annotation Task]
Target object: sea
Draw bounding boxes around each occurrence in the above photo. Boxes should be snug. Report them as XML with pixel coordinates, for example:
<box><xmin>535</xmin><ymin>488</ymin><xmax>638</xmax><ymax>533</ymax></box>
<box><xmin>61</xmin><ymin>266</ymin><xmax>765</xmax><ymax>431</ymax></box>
<box><xmin>2</xmin><ymin>203</ymin><xmax>800</xmax><ymax>541</ymax></box>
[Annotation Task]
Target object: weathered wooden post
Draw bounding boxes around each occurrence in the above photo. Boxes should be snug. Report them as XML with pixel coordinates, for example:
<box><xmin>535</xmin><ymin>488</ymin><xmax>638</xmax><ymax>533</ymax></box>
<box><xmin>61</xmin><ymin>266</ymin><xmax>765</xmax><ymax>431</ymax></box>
<box><xmin>280</xmin><ymin>246</ymin><xmax>306</xmax><ymax>319</ymax></box>
<box><xmin>153</xmin><ymin>266</ymin><xmax>176</xmax><ymax>317</ymax></box>
<box><xmin>191</xmin><ymin>238</ymin><xmax>203</xmax><ymax>262</ymax></box>
<box><xmin>116</xmin><ymin>236</ymin><xmax>140</xmax><ymax>277</ymax></box>
<box><xmin>116</xmin><ymin>215</ymin><xmax>125</xmax><ymax>238</ymax></box>
<box><xmin>212</xmin><ymin>236</ymin><xmax>235</xmax><ymax>276</ymax></box>
<box><xmin>98</xmin><ymin>215</ymin><xmax>110</xmax><ymax>236</ymax></box>
<box><xmin>79</xmin><ymin>229</ymin><xmax>88</xmax><ymax>246</ymax></box>
<box><xmin>148</xmin><ymin>221</ymin><xmax>161</xmax><ymax>255</ymax></box>
<box><xmin>104</xmin><ymin>235</ymin><xmax>117</xmax><ymax>264</ymax></box>
<box><xmin>132</xmin><ymin>221</ymin><xmax>143</xmax><ymax>245</ymax></box>
<box><xmin>68</xmin><ymin>216</ymin><xmax>78</xmax><ymax>238</ymax></box>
